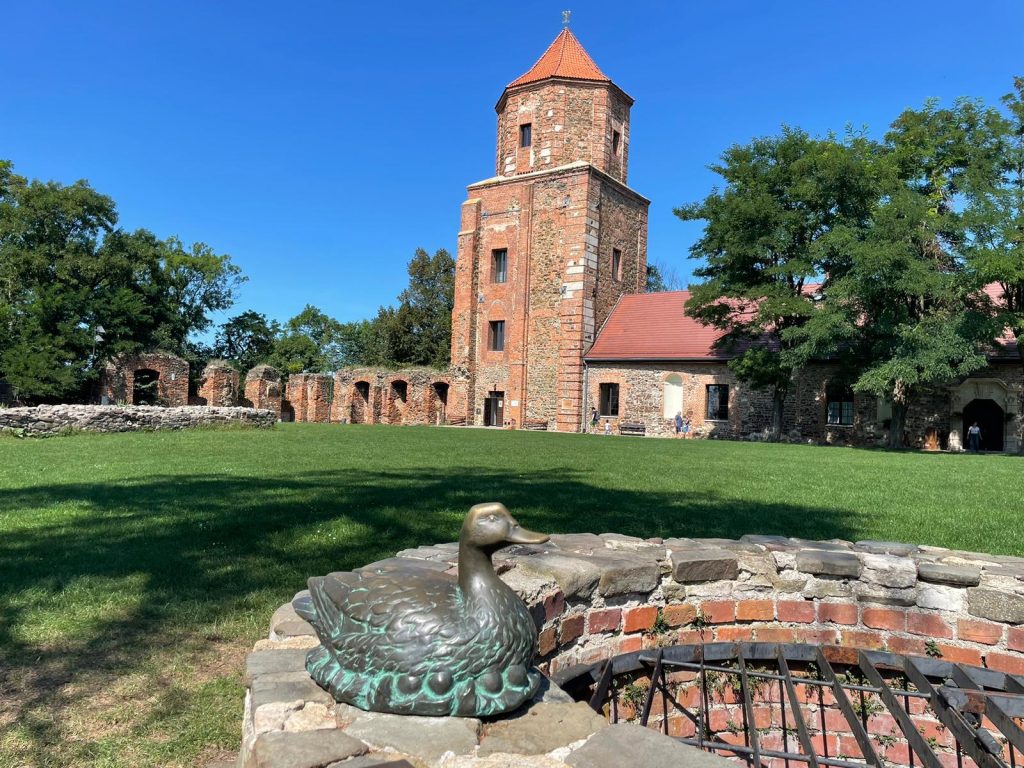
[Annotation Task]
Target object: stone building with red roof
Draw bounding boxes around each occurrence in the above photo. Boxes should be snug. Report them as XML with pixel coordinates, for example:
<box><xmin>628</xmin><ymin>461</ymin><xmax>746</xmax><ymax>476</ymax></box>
<box><xmin>444</xmin><ymin>27</ymin><xmax>1023</xmax><ymax>452</ymax></box>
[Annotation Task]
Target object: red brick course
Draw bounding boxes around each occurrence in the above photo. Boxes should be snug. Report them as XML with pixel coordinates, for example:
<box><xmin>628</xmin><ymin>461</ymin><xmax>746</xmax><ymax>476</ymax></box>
<box><xmin>958</xmin><ymin>618</ymin><xmax>1003</xmax><ymax>645</ymax></box>
<box><xmin>777</xmin><ymin>600</ymin><xmax>815</xmax><ymax>623</ymax></box>
<box><xmin>737</xmin><ymin>599</ymin><xmax>774</xmax><ymax>622</ymax></box>
<box><xmin>906</xmin><ymin>612</ymin><xmax>953</xmax><ymax>638</ymax></box>
<box><xmin>623</xmin><ymin>606</ymin><xmax>658</xmax><ymax>633</ymax></box>
<box><xmin>819</xmin><ymin>603</ymin><xmax>858</xmax><ymax>625</ymax></box>
<box><xmin>863</xmin><ymin>607</ymin><xmax>907</xmax><ymax>632</ymax></box>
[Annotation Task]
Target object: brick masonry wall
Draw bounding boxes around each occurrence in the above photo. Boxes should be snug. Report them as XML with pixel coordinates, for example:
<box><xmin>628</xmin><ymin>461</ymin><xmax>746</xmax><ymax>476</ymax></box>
<box><xmin>243</xmin><ymin>365</ymin><xmax>283</xmax><ymax>418</ymax></box>
<box><xmin>100</xmin><ymin>352</ymin><xmax>189</xmax><ymax>407</ymax></box>
<box><xmin>331</xmin><ymin>368</ymin><xmax>463</xmax><ymax>426</ymax></box>
<box><xmin>495</xmin><ymin>80</ymin><xmax>632</xmax><ymax>182</ymax></box>
<box><xmin>197</xmin><ymin>361</ymin><xmax>239</xmax><ymax>407</ymax></box>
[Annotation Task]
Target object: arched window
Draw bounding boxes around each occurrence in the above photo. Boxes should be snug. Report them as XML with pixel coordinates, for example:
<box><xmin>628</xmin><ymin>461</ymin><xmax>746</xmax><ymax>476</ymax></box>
<box><xmin>663</xmin><ymin>374</ymin><xmax>683</xmax><ymax>418</ymax></box>
<box><xmin>826</xmin><ymin>384</ymin><xmax>855</xmax><ymax>426</ymax></box>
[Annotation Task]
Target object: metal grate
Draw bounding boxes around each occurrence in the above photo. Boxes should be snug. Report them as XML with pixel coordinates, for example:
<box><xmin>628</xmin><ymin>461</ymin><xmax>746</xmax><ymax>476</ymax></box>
<box><xmin>553</xmin><ymin>643</ymin><xmax>1024</xmax><ymax>768</ymax></box>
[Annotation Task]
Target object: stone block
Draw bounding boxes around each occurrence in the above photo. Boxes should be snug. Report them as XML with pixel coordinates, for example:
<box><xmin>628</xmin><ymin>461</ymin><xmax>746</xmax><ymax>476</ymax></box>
<box><xmin>567</xmin><ymin>723</ymin><xmax>737</xmax><ymax>768</ymax></box>
<box><xmin>917</xmin><ymin>584</ymin><xmax>966</xmax><ymax>613</ymax></box>
<box><xmin>592</xmin><ymin>554</ymin><xmax>660</xmax><ymax>597</ymax></box>
<box><xmin>549</xmin><ymin>533</ymin><xmax>605</xmax><ymax>553</ymax></box>
<box><xmin>670</xmin><ymin>548</ymin><xmax>739</xmax><ymax>583</ymax></box>
<box><xmin>968</xmin><ymin>588</ymin><xmax>1024</xmax><ymax>624</ymax></box>
<box><xmin>861</xmin><ymin>554</ymin><xmax>917</xmax><ymax>588</ymax></box>
<box><xmin>245</xmin><ymin>649</ymin><xmax>312</xmax><ymax>686</ymax></box>
<box><xmin>600</xmin><ymin>533</ymin><xmax>667</xmax><ymax>559</ymax></box>
<box><xmin>249</xmin><ymin>730</ymin><xmax>367</xmax><ymax>768</ymax></box>
<box><xmin>796</xmin><ymin>549</ymin><xmax>861</xmax><ymax>578</ymax></box>
<box><xmin>518</xmin><ymin>553</ymin><xmax>602</xmax><ymax>599</ymax></box>
<box><xmin>341</xmin><ymin>711</ymin><xmax>480</xmax><ymax>762</ymax></box>
<box><xmin>917</xmin><ymin>562</ymin><xmax>982</xmax><ymax>587</ymax></box>
<box><xmin>856</xmin><ymin>541</ymin><xmax>918</xmax><ymax>557</ymax></box>
<box><xmin>251</xmin><ymin>677</ymin><xmax>334</xmax><ymax>711</ymax></box>
<box><xmin>478</xmin><ymin>701</ymin><xmax>607</xmax><ymax>756</ymax></box>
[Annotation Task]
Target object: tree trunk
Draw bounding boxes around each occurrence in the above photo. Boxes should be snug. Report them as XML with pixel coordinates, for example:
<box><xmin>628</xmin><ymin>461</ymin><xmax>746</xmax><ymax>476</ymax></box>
<box><xmin>887</xmin><ymin>381</ymin><xmax>909</xmax><ymax>450</ymax></box>
<box><xmin>768</xmin><ymin>387</ymin><xmax>787</xmax><ymax>442</ymax></box>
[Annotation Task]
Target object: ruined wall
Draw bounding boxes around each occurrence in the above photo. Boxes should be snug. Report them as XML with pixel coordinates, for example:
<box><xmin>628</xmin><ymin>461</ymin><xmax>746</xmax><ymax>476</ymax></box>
<box><xmin>243</xmin><ymin>365</ymin><xmax>283</xmax><ymax>418</ymax></box>
<box><xmin>100</xmin><ymin>352</ymin><xmax>189</xmax><ymax>407</ymax></box>
<box><xmin>495</xmin><ymin>80</ymin><xmax>632</xmax><ymax>182</ymax></box>
<box><xmin>197</xmin><ymin>360</ymin><xmax>240</xmax><ymax>407</ymax></box>
<box><xmin>285</xmin><ymin>373</ymin><xmax>333</xmax><ymax>423</ymax></box>
<box><xmin>0</xmin><ymin>404</ymin><xmax>275</xmax><ymax>436</ymax></box>
<box><xmin>331</xmin><ymin>368</ymin><xmax>464</xmax><ymax>426</ymax></box>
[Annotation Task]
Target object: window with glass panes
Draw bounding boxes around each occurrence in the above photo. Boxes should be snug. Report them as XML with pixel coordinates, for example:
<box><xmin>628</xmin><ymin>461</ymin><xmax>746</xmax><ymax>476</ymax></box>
<box><xmin>705</xmin><ymin>384</ymin><xmax>729</xmax><ymax>420</ymax></box>
<box><xmin>491</xmin><ymin>249</ymin><xmax>507</xmax><ymax>283</ymax></box>
<box><xmin>488</xmin><ymin>320</ymin><xmax>505</xmax><ymax>351</ymax></box>
<box><xmin>599</xmin><ymin>383</ymin><xmax>619</xmax><ymax>416</ymax></box>
<box><xmin>826</xmin><ymin>384</ymin><xmax>855</xmax><ymax>425</ymax></box>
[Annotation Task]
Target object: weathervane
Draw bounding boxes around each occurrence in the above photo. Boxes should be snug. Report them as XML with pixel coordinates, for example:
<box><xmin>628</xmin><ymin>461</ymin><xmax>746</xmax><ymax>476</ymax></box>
<box><xmin>562</xmin><ymin>9</ymin><xmax>571</xmax><ymax>28</ymax></box>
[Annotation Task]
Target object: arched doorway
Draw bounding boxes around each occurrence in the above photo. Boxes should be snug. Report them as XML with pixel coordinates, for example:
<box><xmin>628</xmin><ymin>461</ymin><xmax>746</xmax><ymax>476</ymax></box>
<box><xmin>431</xmin><ymin>382</ymin><xmax>449</xmax><ymax>425</ymax></box>
<box><xmin>351</xmin><ymin>381</ymin><xmax>370</xmax><ymax>424</ymax></box>
<box><xmin>963</xmin><ymin>399</ymin><xmax>1004</xmax><ymax>452</ymax></box>
<box><xmin>132</xmin><ymin>369</ymin><xmax>160</xmax><ymax>405</ymax></box>
<box><xmin>663</xmin><ymin>374</ymin><xmax>683</xmax><ymax>419</ymax></box>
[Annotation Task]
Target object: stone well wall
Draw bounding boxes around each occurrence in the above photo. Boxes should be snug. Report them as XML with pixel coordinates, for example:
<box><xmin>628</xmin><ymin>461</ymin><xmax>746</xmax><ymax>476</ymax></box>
<box><xmin>0</xmin><ymin>404</ymin><xmax>276</xmax><ymax>436</ymax></box>
<box><xmin>243</xmin><ymin>533</ymin><xmax>1024</xmax><ymax>767</ymax></box>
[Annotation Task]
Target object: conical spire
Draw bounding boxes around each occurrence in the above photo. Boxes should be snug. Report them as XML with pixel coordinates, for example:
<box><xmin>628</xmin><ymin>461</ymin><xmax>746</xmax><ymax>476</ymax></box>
<box><xmin>507</xmin><ymin>28</ymin><xmax>610</xmax><ymax>88</ymax></box>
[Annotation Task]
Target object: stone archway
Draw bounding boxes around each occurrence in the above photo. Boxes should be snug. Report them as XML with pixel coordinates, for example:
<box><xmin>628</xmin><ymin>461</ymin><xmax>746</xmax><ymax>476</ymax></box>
<box><xmin>949</xmin><ymin>378</ymin><xmax>1018</xmax><ymax>452</ymax></box>
<box><xmin>963</xmin><ymin>398</ymin><xmax>1004</xmax><ymax>452</ymax></box>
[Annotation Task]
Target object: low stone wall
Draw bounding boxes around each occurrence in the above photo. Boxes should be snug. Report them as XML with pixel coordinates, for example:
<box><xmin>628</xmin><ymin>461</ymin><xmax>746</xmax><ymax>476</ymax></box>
<box><xmin>244</xmin><ymin>533</ymin><xmax>1024</xmax><ymax>767</ymax></box>
<box><xmin>0</xmin><ymin>404</ymin><xmax>277</xmax><ymax>436</ymax></box>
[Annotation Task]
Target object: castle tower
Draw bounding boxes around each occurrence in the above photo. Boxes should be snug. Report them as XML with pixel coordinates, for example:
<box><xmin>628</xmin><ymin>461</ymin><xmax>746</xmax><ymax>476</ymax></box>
<box><xmin>451</xmin><ymin>27</ymin><xmax>649</xmax><ymax>431</ymax></box>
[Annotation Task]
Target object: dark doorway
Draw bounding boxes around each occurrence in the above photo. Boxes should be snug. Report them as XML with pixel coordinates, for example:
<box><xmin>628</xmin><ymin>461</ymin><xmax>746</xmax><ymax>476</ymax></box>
<box><xmin>483</xmin><ymin>390</ymin><xmax>504</xmax><ymax>427</ymax></box>
<box><xmin>389</xmin><ymin>380</ymin><xmax>408</xmax><ymax>424</ymax></box>
<box><xmin>132</xmin><ymin>369</ymin><xmax>160</xmax><ymax>405</ymax></box>
<box><xmin>963</xmin><ymin>398</ymin><xmax>1004</xmax><ymax>452</ymax></box>
<box><xmin>432</xmin><ymin>382</ymin><xmax>449</xmax><ymax>424</ymax></box>
<box><xmin>351</xmin><ymin>381</ymin><xmax>370</xmax><ymax>424</ymax></box>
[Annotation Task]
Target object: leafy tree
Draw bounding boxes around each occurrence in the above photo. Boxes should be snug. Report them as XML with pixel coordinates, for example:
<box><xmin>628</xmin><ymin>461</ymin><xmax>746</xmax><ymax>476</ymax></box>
<box><xmin>677</xmin><ymin>129</ymin><xmax>879</xmax><ymax>440</ymax></box>
<box><xmin>214</xmin><ymin>311</ymin><xmax>279</xmax><ymax>373</ymax></box>
<box><xmin>963</xmin><ymin>78</ymin><xmax>1024</xmax><ymax>372</ymax></box>
<box><xmin>370</xmin><ymin>248</ymin><xmax>455</xmax><ymax>367</ymax></box>
<box><xmin>796</xmin><ymin>98</ymin><xmax>1006</xmax><ymax>447</ymax></box>
<box><xmin>0</xmin><ymin>160</ymin><xmax>244</xmax><ymax>402</ymax></box>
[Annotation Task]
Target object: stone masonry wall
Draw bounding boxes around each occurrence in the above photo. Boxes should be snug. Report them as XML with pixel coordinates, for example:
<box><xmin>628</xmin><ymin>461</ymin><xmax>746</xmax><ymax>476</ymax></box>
<box><xmin>285</xmin><ymin>373</ymin><xmax>333</xmax><ymax>423</ymax></box>
<box><xmin>586</xmin><ymin>360</ymin><xmax>1024</xmax><ymax>450</ymax></box>
<box><xmin>331</xmin><ymin>368</ymin><xmax>463</xmax><ymax>426</ymax></box>
<box><xmin>245</xmin><ymin>532</ymin><xmax>1024</xmax><ymax>768</ymax></box>
<box><xmin>0</xmin><ymin>404</ymin><xmax>276</xmax><ymax>436</ymax></box>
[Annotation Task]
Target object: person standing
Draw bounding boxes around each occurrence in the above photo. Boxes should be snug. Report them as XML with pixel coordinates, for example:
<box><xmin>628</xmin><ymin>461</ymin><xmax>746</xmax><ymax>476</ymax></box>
<box><xmin>590</xmin><ymin>407</ymin><xmax>599</xmax><ymax>433</ymax></box>
<box><xmin>682</xmin><ymin>415</ymin><xmax>691</xmax><ymax>439</ymax></box>
<box><xmin>674</xmin><ymin>411</ymin><xmax>683</xmax><ymax>437</ymax></box>
<box><xmin>604</xmin><ymin>419</ymin><xmax>612</xmax><ymax>436</ymax></box>
<box><xmin>967</xmin><ymin>422</ymin><xmax>982</xmax><ymax>453</ymax></box>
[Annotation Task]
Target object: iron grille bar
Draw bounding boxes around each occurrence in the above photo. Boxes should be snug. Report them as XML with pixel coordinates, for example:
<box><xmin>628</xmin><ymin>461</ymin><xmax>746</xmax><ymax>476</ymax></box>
<box><xmin>903</xmin><ymin>657</ymin><xmax>1008</xmax><ymax>768</ymax></box>
<box><xmin>737</xmin><ymin>647</ymin><xmax>763</xmax><ymax>768</ymax></box>
<box><xmin>671</xmin><ymin>736</ymin><xmax>868</xmax><ymax>768</ymax></box>
<box><xmin>814</xmin><ymin>647</ymin><xmax>884</xmax><ymax>768</ymax></box>
<box><xmin>858</xmin><ymin>651</ymin><xmax>944</xmax><ymax>768</ymax></box>
<box><xmin>639</xmin><ymin>649</ymin><xmax>664</xmax><ymax>728</ymax></box>
<box><xmin>588</xmin><ymin>658</ymin><xmax>612</xmax><ymax>713</ymax></box>
<box><xmin>947</xmin><ymin>663</ymin><xmax>1024</xmax><ymax>758</ymax></box>
<box><xmin>778</xmin><ymin>647</ymin><xmax>820</xmax><ymax>768</ymax></box>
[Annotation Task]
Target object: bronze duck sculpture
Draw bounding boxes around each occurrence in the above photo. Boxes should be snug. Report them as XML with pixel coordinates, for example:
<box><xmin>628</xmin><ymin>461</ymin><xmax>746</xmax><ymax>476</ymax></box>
<box><xmin>293</xmin><ymin>502</ymin><xmax>550</xmax><ymax>717</ymax></box>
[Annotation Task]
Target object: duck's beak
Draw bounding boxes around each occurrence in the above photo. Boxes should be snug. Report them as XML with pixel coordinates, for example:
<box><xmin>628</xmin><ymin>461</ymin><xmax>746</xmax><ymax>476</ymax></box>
<box><xmin>505</xmin><ymin>523</ymin><xmax>549</xmax><ymax>545</ymax></box>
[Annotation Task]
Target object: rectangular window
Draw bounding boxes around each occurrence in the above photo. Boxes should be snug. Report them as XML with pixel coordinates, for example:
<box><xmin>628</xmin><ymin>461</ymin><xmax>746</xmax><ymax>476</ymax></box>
<box><xmin>519</xmin><ymin>123</ymin><xmax>532</xmax><ymax>148</ymax></box>
<box><xmin>488</xmin><ymin>320</ymin><xmax>505</xmax><ymax>352</ymax></box>
<box><xmin>612</xmin><ymin>248</ymin><xmax>622</xmax><ymax>282</ymax></box>
<box><xmin>599</xmin><ymin>383</ymin><xmax>620</xmax><ymax>416</ymax></box>
<box><xmin>612</xmin><ymin>129</ymin><xmax>621</xmax><ymax>155</ymax></box>
<box><xmin>826</xmin><ymin>385</ymin><xmax>855</xmax><ymax>426</ymax></box>
<box><xmin>706</xmin><ymin>384</ymin><xmax>729</xmax><ymax>420</ymax></box>
<box><xmin>491</xmin><ymin>249</ymin><xmax>507</xmax><ymax>284</ymax></box>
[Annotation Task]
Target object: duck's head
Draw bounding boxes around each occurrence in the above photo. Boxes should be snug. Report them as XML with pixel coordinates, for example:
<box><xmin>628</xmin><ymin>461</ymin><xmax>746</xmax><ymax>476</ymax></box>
<box><xmin>461</xmin><ymin>502</ymin><xmax>549</xmax><ymax>552</ymax></box>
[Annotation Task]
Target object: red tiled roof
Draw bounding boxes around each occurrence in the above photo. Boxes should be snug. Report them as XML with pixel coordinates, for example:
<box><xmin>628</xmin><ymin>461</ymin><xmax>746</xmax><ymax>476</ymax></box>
<box><xmin>586</xmin><ymin>291</ymin><xmax>727</xmax><ymax>361</ymax></box>
<box><xmin>508</xmin><ymin>29</ymin><xmax>610</xmax><ymax>88</ymax></box>
<box><xmin>586</xmin><ymin>288</ymin><xmax>1021</xmax><ymax>363</ymax></box>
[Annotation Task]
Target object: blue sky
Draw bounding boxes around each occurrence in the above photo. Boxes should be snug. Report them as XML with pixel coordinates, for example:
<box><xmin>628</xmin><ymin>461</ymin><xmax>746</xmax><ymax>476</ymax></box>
<box><xmin>3</xmin><ymin>1</ymin><xmax>1022</xmax><ymax>331</ymax></box>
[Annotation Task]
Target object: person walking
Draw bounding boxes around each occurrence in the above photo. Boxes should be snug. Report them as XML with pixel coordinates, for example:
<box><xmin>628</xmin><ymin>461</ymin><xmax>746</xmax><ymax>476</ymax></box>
<box><xmin>674</xmin><ymin>411</ymin><xmax>683</xmax><ymax>438</ymax></box>
<box><xmin>967</xmin><ymin>422</ymin><xmax>982</xmax><ymax>453</ymax></box>
<box><xmin>590</xmin><ymin>407</ymin><xmax>599</xmax><ymax>433</ymax></box>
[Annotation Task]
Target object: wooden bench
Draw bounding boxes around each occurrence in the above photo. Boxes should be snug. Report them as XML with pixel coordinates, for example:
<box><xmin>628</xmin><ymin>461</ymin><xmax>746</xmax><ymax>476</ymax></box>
<box><xmin>618</xmin><ymin>422</ymin><xmax>646</xmax><ymax>436</ymax></box>
<box><xmin>522</xmin><ymin>419</ymin><xmax>549</xmax><ymax>431</ymax></box>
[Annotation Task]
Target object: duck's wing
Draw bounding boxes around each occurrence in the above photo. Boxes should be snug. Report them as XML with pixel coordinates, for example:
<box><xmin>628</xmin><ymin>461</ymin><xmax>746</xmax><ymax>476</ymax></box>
<box><xmin>299</xmin><ymin>565</ymin><xmax>482</xmax><ymax>655</ymax></box>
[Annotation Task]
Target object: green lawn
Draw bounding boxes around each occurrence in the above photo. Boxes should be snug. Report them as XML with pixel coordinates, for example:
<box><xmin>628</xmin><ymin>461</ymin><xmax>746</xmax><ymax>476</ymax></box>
<box><xmin>1</xmin><ymin>424</ymin><xmax>1020</xmax><ymax>767</ymax></box>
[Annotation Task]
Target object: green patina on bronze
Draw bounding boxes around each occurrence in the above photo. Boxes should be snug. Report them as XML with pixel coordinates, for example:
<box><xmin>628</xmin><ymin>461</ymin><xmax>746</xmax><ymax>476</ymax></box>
<box><xmin>293</xmin><ymin>502</ymin><xmax>550</xmax><ymax>717</ymax></box>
